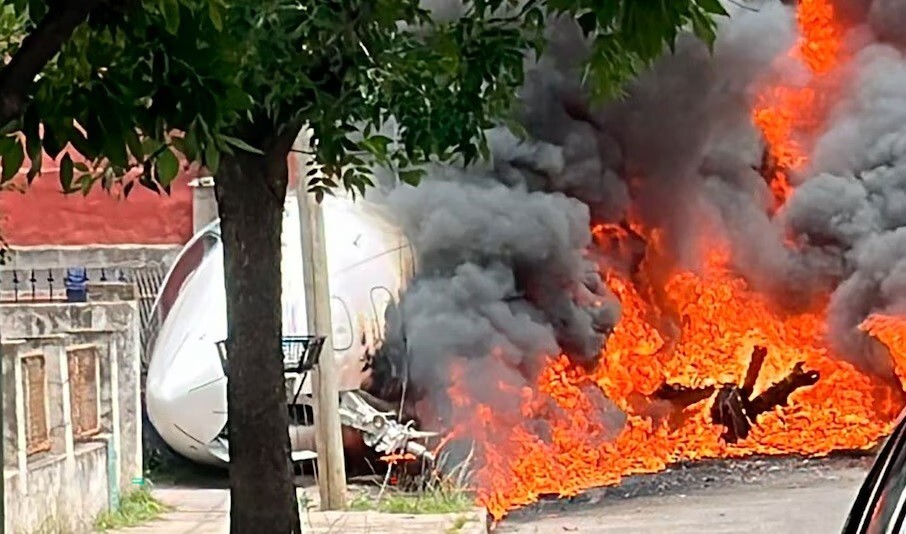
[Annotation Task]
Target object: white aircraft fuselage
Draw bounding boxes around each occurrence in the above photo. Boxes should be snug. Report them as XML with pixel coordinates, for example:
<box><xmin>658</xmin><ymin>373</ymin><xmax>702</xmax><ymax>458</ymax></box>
<box><xmin>144</xmin><ymin>191</ymin><xmax>413</xmax><ymax>466</ymax></box>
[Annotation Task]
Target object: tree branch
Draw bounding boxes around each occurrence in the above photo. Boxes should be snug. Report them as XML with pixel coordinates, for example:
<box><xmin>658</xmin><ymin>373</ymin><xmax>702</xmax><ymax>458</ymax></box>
<box><xmin>0</xmin><ymin>0</ymin><xmax>102</xmax><ymax>127</ymax></box>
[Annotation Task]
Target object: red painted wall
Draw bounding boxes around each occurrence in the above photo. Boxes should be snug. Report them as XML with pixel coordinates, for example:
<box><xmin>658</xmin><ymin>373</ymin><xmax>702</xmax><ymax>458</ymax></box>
<box><xmin>1</xmin><ymin>150</ymin><xmax>301</xmax><ymax>247</ymax></box>
<box><xmin>0</xmin><ymin>155</ymin><xmax>194</xmax><ymax>246</ymax></box>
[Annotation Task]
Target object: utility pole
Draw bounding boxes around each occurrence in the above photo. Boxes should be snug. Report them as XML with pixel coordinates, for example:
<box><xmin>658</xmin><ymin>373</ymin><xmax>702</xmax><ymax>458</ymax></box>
<box><xmin>293</xmin><ymin>131</ymin><xmax>347</xmax><ymax>510</ymax></box>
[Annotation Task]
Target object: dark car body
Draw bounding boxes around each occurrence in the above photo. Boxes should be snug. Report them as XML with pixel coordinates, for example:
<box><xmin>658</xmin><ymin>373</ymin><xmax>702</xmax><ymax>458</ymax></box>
<box><xmin>843</xmin><ymin>411</ymin><xmax>906</xmax><ymax>534</ymax></box>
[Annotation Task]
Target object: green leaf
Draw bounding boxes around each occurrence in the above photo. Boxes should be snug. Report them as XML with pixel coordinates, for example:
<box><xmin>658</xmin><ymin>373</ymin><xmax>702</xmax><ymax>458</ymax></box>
<box><xmin>0</xmin><ymin>137</ymin><xmax>24</xmax><ymax>182</ymax></box>
<box><xmin>162</xmin><ymin>0</ymin><xmax>180</xmax><ymax>34</ymax></box>
<box><xmin>204</xmin><ymin>143</ymin><xmax>220</xmax><ymax>174</ymax></box>
<box><xmin>172</xmin><ymin>129</ymin><xmax>199</xmax><ymax>162</ymax></box>
<box><xmin>696</xmin><ymin>0</ymin><xmax>728</xmax><ymax>16</ymax></box>
<box><xmin>70</xmin><ymin>130</ymin><xmax>97</xmax><ymax>160</ymax></box>
<box><xmin>220</xmin><ymin>135</ymin><xmax>264</xmax><ymax>155</ymax></box>
<box><xmin>690</xmin><ymin>9</ymin><xmax>717</xmax><ymax>49</ymax></box>
<box><xmin>125</xmin><ymin>129</ymin><xmax>144</xmax><ymax>159</ymax></box>
<box><xmin>79</xmin><ymin>174</ymin><xmax>96</xmax><ymax>196</ymax></box>
<box><xmin>103</xmin><ymin>138</ymin><xmax>129</xmax><ymax>169</ymax></box>
<box><xmin>223</xmin><ymin>86</ymin><xmax>251</xmax><ymax>110</ymax></box>
<box><xmin>208</xmin><ymin>2</ymin><xmax>223</xmax><ymax>31</ymax></box>
<box><xmin>42</xmin><ymin>125</ymin><xmax>63</xmax><ymax>159</ymax></box>
<box><xmin>156</xmin><ymin>147</ymin><xmax>179</xmax><ymax>185</ymax></box>
<box><xmin>142</xmin><ymin>138</ymin><xmax>165</xmax><ymax>156</ymax></box>
<box><xmin>398</xmin><ymin>168</ymin><xmax>424</xmax><ymax>186</ymax></box>
<box><xmin>342</xmin><ymin>167</ymin><xmax>354</xmax><ymax>186</ymax></box>
<box><xmin>26</xmin><ymin>152</ymin><xmax>42</xmax><ymax>183</ymax></box>
<box><xmin>361</xmin><ymin>135</ymin><xmax>393</xmax><ymax>163</ymax></box>
<box><xmin>60</xmin><ymin>154</ymin><xmax>74</xmax><ymax>192</ymax></box>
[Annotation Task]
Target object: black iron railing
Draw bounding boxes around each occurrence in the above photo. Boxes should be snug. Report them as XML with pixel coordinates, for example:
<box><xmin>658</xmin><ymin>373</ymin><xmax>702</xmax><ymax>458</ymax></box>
<box><xmin>0</xmin><ymin>267</ymin><xmax>132</xmax><ymax>303</ymax></box>
<box><xmin>281</xmin><ymin>335</ymin><xmax>325</xmax><ymax>373</ymax></box>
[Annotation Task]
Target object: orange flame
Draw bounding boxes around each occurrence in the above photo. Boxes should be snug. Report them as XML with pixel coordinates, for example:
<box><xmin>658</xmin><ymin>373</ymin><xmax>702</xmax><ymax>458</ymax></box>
<box><xmin>380</xmin><ymin>452</ymin><xmax>417</xmax><ymax>464</ymax></box>
<box><xmin>860</xmin><ymin>314</ymin><xmax>906</xmax><ymax>390</ymax></box>
<box><xmin>430</xmin><ymin>2</ymin><xmax>901</xmax><ymax>523</ymax></box>
<box><xmin>796</xmin><ymin>0</ymin><xmax>844</xmax><ymax>75</ymax></box>
<box><xmin>752</xmin><ymin>0</ymin><xmax>844</xmax><ymax>208</ymax></box>
<box><xmin>444</xmin><ymin>247</ymin><xmax>901</xmax><ymax>521</ymax></box>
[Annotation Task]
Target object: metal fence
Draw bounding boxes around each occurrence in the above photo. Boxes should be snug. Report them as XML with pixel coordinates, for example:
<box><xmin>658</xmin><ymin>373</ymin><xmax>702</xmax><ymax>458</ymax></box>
<box><xmin>133</xmin><ymin>266</ymin><xmax>166</xmax><ymax>373</ymax></box>
<box><xmin>0</xmin><ymin>267</ymin><xmax>130</xmax><ymax>303</ymax></box>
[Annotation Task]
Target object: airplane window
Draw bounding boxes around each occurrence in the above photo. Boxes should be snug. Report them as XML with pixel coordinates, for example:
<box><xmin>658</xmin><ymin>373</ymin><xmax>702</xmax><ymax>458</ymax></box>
<box><xmin>330</xmin><ymin>297</ymin><xmax>353</xmax><ymax>351</ymax></box>
<box><xmin>370</xmin><ymin>286</ymin><xmax>395</xmax><ymax>337</ymax></box>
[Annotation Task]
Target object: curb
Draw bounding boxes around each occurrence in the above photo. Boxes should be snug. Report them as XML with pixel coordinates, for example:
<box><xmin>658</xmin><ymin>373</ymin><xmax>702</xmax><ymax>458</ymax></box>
<box><xmin>467</xmin><ymin>507</ymin><xmax>490</xmax><ymax>533</ymax></box>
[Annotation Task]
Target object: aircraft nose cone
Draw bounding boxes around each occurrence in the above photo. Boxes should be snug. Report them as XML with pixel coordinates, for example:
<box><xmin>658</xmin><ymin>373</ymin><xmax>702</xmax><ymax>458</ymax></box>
<box><xmin>146</xmin><ymin>335</ymin><xmax>228</xmax><ymax>455</ymax></box>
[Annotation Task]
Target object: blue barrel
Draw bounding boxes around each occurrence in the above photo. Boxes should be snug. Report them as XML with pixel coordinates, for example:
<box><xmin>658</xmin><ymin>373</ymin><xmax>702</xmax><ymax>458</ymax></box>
<box><xmin>64</xmin><ymin>267</ymin><xmax>89</xmax><ymax>302</ymax></box>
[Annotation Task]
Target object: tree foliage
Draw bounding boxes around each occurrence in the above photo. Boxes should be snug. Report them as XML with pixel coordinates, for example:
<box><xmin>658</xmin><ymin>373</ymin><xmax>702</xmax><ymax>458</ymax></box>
<box><xmin>0</xmin><ymin>0</ymin><xmax>726</xmax><ymax>198</ymax></box>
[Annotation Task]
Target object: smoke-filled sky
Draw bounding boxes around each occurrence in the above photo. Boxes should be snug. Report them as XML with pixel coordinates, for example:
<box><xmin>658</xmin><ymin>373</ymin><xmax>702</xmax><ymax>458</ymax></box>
<box><xmin>367</xmin><ymin>0</ymin><xmax>906</xmax><ymax>419</ymax></box>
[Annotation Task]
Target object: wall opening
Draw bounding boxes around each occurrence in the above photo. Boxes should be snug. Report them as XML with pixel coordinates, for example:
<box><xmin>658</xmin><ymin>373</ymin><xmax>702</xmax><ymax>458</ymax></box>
<box><xmin>22</xmin><ymin>354</ymin><xmax>50</xmax><ymax>455</ymax></box>
<box><xmin>68</xmin><ymin>345</ymin><xmax>101</xmax><ymax>440</ymax></box>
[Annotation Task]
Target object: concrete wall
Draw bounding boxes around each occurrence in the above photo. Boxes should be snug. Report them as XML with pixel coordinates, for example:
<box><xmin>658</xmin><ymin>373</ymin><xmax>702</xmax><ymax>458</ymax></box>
<box><xmin>1</xmin><ymin>292</ymin><xmax>143</xmax><ymax>533</ymax></box>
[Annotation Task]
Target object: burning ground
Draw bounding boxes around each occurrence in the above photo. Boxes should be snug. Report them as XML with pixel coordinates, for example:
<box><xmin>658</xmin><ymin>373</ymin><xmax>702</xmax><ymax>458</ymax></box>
<box><xmin>364</xmin><ymin>0</ymin><xmax>906</xmax><ymax>522</ymax></box>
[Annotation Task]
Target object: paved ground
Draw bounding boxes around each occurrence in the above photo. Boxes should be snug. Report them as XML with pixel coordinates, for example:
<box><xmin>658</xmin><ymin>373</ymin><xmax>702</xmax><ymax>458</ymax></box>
<box><xmin>498</xmin><ymin>457</ymin><xmax>871</xmax><ymax>533</ymax></box>
<box><xmin>109</xmin><ymin>485</ymin><xmax>487</xmax><ymax>534</ymax></box>
<box><xmin>114</xmin><ymin>455</ymin><xmax>874</xmax><ymax>533</ymax></box>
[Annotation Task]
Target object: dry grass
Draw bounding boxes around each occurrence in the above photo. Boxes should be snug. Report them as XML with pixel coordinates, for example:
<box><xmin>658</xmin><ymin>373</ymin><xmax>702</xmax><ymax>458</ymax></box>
<box><xmin>349</xmin><ymin>448</ymin><xmax>477</xmax><ymax>516</ymax></box>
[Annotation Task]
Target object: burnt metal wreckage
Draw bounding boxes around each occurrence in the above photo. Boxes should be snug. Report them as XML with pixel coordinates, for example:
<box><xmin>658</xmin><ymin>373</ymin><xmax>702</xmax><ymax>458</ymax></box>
<box><xmin>637</xmin><ymin>346</ymin><xmax>820</xmax><ymax>443</ymax></box>
<box><xmin>217</xmin><ymin>336</ymin><xmax>437</xmax><ymax>465</ymax></box>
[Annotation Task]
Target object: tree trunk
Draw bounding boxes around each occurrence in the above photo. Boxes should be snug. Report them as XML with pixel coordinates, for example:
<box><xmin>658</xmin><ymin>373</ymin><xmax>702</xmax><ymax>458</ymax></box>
<box><xmin>214</xmin><ymin>128</ymin><xmax>302</xmax><ymax>534</ymax></box>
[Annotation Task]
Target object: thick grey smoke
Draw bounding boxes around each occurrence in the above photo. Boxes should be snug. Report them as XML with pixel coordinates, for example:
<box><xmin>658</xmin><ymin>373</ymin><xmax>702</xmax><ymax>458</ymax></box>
<box><xmin>374</xmin><ymin>165</ymin><xmax>620</xmax><ymax>403</ymax></box>
<box><xmin>369</xmin><ymin>0</ymin><xmax>906</xmax><ymax>419</ymax></box>
<box><xmin>785</xmin><ymin>40</ymin><xmax>906</xmax><ymax>373</ymax></box>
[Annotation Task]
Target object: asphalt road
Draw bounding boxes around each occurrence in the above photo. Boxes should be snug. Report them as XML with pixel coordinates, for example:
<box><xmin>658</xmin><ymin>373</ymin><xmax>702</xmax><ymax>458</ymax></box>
<box><xmin>497</xmin><ymin>457</ymin><xmax>870</xmax><ymax>533</ymax></box>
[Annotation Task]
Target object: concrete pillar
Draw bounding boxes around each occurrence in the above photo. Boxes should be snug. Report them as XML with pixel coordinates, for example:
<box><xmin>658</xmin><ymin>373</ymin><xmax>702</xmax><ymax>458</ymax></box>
<box><xmin>58</xmin><ymin>342</ymin><xmax>75</xmax><ymax>472</ymax></box>
<box><xmin>108</xmin><ymin>337</ymin><xmax>122</xmax><ymax>505</ymax></box>
<box><xmin>188</xmin><ymin>176</ymin><xmax>218</xmax><ymax>232</ymax></box>
<box><xmin>1</xmin><ymin>339</ymin><xmax>24</xmax><ymax>470</ymax></box>
<box><xmin>13</xmin><ymin>345</ymin><xmax>26</xmax><ymax>494</ymax></box>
